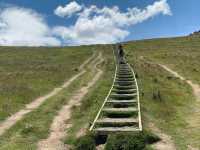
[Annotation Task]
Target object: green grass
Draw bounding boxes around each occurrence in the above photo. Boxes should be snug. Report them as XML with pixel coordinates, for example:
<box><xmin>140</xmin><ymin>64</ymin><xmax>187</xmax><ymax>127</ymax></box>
<box><xmin>0</xmin><ymin>36</ymin><xmax>200</xmax><ymax>149</ymax></box>
<box><xmin>64</xmin><ymin>45</ymin><xmax>115</xmax><ymax>146</ymax></box>
<box><xmin>0</xmin><ymin>45</ymin><xmax>113</xmax><ymax>149</ymax></box>
<box><xmin>124</xmin><ymin>36</ymin><xmax>200</xmax><ymax>84</ymax></box>
<box><xmin>0</xmin><ymin>46</ymin><xmax>92</xmax><ymax>121</ymax></box>
<box><xmin>124</xmin><ymin>36</ymin><xmax>200</xmax><ymax>149</ymax></box>
<box><xmin>105</xmin><ymin>131</ymin><xmax>160</xmax><ymax>150</ymax></box>
<box><xmin>0</xmin><ymin>48</ymin><xmax>97</xmax><ymax>149</ymax></box>
<box><xmin>0</xmin><ymin>75</ymin><xmax>83</xmax><ymax>150</ymax></box>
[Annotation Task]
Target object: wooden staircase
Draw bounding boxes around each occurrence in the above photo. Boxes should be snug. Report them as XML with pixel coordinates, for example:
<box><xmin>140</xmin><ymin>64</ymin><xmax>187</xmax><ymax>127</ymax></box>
<box><xmin>89</xmin><ymin>48</ymin><xmax>142</xmax><ymax>134</ymax></box>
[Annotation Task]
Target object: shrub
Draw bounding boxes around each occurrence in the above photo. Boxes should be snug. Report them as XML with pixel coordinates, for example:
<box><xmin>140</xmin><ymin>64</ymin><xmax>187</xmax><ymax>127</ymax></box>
<box><xmin>105</xmin><ymin>131</ymin><xmax>160</xmax><ymax>150</ymax></box>
<box><xmin>152</xmin><ymin>90</ymin><xmax>162</xmax><ymax>101</ymax></box>
<box><xmin>141</xmin><ymin>130</ymin><xmax>160</xmax><ymax>144</ymax></box>
<box><xmin>74</xmin><ymin>133</ymin><xmax>96</xmax><ymax>150</ymax></box>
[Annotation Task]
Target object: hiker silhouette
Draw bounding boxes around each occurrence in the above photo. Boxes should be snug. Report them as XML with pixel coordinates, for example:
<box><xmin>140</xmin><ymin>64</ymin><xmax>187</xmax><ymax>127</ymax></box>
<box><xmin>118</xmin><ymin>44</ymin><xmax>124</xmax><ymax>57</ymax></box>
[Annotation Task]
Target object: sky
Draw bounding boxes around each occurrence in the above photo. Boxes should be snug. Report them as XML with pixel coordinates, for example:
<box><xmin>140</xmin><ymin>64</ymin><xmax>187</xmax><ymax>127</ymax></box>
<box><xmin>0</xmin><ymin>0</ymin><xmax>200</xmax><ymax>46</ymax></box>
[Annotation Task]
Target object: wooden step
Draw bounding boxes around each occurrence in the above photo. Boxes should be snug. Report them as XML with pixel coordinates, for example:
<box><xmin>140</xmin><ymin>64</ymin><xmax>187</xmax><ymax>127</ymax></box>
<box><xmin>118</xmin><ymin>70</ymin><xmax>131</xmax><ymax>72</ymax></box>
<box><xmin>117</xmin><ymin>72</ymin><xmax>132</xmax><ymax>75</ymax></box>
<box><xmin>115</xmin><ymin>81</ymin><xmax>134</xmax><ymax>86</ymax></box>
<box><xmin>118</xmin><ymin>69</ymin><xmax>130</xmax><ymax>72</ymax></box>
<box><xmin>116</xmin><ymin>78</ymin><xmax>134</xmax><ymax>82</ymax></box>
<box><xmin>112</xmin><ymin>89</ymin><xmax>136</xmax><ymax>94</ymax></box>
<box><xmin>103</xmin><ymin>107</ymin><xmax>137</xmax><ymax>112</ymax></box>
<box><xmin>116</xmin><ymin>78</ymin><xmax>135</xmax><ymax>82</ymax></box>
<box><xmin>107</xmin><ymin>100</ymin><xmax>137</xmax><ymax>103</ymax></box>
<box><xmin>94</xmin><ymin>127</ymin><xmax>140</xmax><ymax>133</ymax></box>
<box><xmin>116</xmin><ymin>75</ymin><xmax>134</xmax><ymax>78</ymax></box>
<box><xmin>119</xmin><ymin>67</ymin><xmax>129</xmax><ymax>69</ymax></box>
<box><xmin>110</xmin><ymin>93</ymin><xmax>137</xmax><ymax>96</ymax></box>
<box><xmin>112</xmin><ymin>89</ymin><xmax>136</xmax><ymax>92</ymax></box>
<box><xmin>110</xmin><ymin>93</ymin><xmax>137</xmax><ymax>100</ymax></box>
<box><xmin>119</xmin><ymin>64</ymin><xmax>128</xmax><ymax>66</ymax></box>
<box><xmin>113</xmin><ymin>85</ymin><xmax>135</xmax><ymax>90</ymax></box>
<box><xmin>96</xmin><ymin>118</ymin><xmax>138</xmax><ymax>124</ymax></box>
<box><xmin>116</xmin><ymin>76</ymin><xmax>134</xmax><ymax>79</ymax></box>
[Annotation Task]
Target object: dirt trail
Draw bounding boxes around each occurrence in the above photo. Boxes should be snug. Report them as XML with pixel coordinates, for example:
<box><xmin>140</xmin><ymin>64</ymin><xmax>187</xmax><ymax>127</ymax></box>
<box><xmin>139</xmin><ymin>58</ymin><xmax>176</xmax><ymax>150</ymax></box>
<box><xmin>149</xmin><ymin>122</ymin><xmax>176</xmax><ymax>150</ymax></box>
<box><xmin>0</xmin><ymin>53</ymin><xmax>96</xmax><ymax>137</ymax></box>
<box><xmin>140</xmin><ymin>56</ymin><xmax>200</xmax><ymax>150</ymax></box>
<box><xmin>158</xmin><ymin>64</ymin><xmax>200</xmax><ymax>150</ymax></box>
<box><xmin>159</xmin><ymin>64</ymin><xmax>200</xmax><ymax>101</ymax></box>
<box><xmin>37</xmin><ymin>53</ymin><xmax>104</xmax><ymax>150</ymax></box>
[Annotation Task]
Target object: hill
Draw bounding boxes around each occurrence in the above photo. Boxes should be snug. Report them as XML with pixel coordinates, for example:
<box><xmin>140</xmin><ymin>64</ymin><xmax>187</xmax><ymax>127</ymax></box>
<box><xmin>0</xmin><ymin>36</ymin><xmax>199</xmax><ymax>149</ymax></box>
<box><xmin>124</xmin><ymin>36</ymin><xmax>200</xmax><ymax>149</ymax></box>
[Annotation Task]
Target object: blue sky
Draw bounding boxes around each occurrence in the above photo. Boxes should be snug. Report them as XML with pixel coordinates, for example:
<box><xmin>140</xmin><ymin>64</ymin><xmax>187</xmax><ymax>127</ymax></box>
<box><xmin>0</xmin><ymin>0</ymin><xmax>200</xmax><ymax>46</ymax></box>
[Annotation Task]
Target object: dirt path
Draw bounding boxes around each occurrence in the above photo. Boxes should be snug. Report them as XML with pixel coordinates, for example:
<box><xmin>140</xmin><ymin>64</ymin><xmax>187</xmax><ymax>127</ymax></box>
<box><xmin>0</xmin><ymin>53</ymin><xmax>96</xmax><ymax>137</ymax></box>
<box><xmin>140</xmin><ymin>57</ymin><xmax>200</xmax><ymax>149</ymax></box>
<box><xmin>149</xmin><ymin>122</ymin><xmax>176</xmax><ymax>150</ymax></box>
<box><xmin>159</xmin><ymin>64</ymin><xmax>200</xmax><ymax>101</ymax></box>
<box><xmin>158</xmin><ymin>64</ymin><xmax>200</xmax><ymax>150</ymax></box>
<box><xmin>139</xmin><ymin>58</ymin><xmax>177</xmax><ymax>149</ymax></box>
<box><xmin>37</xmin><ymin>53</ymin><xmax>104</xmax><ymax>150</ymax></box>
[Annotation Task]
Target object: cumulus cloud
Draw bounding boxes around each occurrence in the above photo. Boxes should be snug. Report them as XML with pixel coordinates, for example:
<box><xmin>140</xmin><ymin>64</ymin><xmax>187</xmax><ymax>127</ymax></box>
<box><xmin>54</xmin><ymin>1</ymin><xmax>82</xmax><ymax>17</ymax></box>
<box><xmin>0</xmin><ymin>7</ymin><xmax>61</xmax><ymax>46</ymax></box>
<box><xmin>0</xmin><ymin>0</ymin><xmax>172</xmax><ymax>46</ymax></box>
<box><xmin>53</xmin><ymin>0</ymin><xmax>172</xmax><ymax>45</ymax></box>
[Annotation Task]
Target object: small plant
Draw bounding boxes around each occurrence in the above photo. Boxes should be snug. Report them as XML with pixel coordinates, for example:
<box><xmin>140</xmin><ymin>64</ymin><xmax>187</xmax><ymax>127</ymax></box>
<box><xmin>152</xmin><ymin>90</ymin><xmax>162</xmax><ymax>101</ymax></box>
<box><xmin>135</xmin><ymin>73</ymin><xmax>139</xmax><ymax>78</ymax></box>
<box><xmin>74</xmin><ymin>132</ymin><xmax>96</xmax><ymax>150</ymax></box>
<box><xmin>105</xmin><ymin>131</ymin><xmax>160</xmax><ymax>150</ymax></box>
<box><xmin>167</xmin><ymin>76</ymin><xmax>172</xmax><ymax>80</ymax></box>
<box><xmin>21</xmin><ymin>123</ymin><xmax>35</xmax><ymax>135</ymax></box>
<box><xmin>153</xmin><ymin>78</ymin><xmax>158</xmax><ymax>83</ymax></box>
<box><xmin>74</xmin><ymin>68</ymin><xmax>79</xmax><ymax>72</ymax></box>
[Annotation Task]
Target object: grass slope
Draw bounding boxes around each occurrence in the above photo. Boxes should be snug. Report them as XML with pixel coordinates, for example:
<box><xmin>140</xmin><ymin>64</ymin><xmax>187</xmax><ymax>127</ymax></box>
<box><xmin>124</xmin><ymin>36</ymin><xmax>200</xmax><ymax>149</ymax></box>
<box><xmin>125</xmin><ymin>36</ymin><xmax>200</xmax><ymax>84</ymax></box>
<box><xmin>65</xmin><ymin>45</ymin><xmax>114</xmax><ymax>146</ymax></box>
<box><xmin>0</xmin><ymin>36</ymin><xmax>199</xmax><ymax>149</ymax></box>
<box><xmin>0</xmin><ymin>46</ymin><xmax>92</xmax><ymax>121</ymax></box>
<box><xmin>0</xmin><ymin>45</ymin><xmax>113</xmax><ymax>149</ymax></box>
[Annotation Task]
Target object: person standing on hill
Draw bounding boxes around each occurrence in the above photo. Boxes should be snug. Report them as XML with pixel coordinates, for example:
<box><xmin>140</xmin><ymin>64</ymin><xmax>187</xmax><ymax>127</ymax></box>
<box><xmin>118</xmin><ymin>44</ymin><xmax>126</xmax><ymax>64</ymax></box>
<box><xmin>118</xmin><ymin>44</ymin><xmax>124</xmax><ymax>58</ymax></box>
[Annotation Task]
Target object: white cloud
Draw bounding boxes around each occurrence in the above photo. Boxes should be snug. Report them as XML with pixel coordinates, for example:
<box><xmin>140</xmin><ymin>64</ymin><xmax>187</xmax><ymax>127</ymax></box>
<box><xmin>0</xmin><ymin>7</ymin><xmax>61</xmax><ymax>46</ymax></box>
<box><xmin>53</xmin><ymin>0</ymin><xmax>172</xmax><ymax>45</ymax></box>
<box><xmin>54</xmin><ymin>1</ymin><xmax>82</xmax><ymax>17</ymax></box>
<box><xmin>0</xmin><ymin>0</ymin><xmax>172</xmax><ymax>46</ymax></box>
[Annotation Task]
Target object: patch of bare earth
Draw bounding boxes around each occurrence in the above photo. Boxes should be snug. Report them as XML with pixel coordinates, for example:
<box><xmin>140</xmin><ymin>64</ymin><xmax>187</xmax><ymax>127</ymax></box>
<box><xmin>0</xmin><ymin>53</ymin><xmax>96</xmax><ymax>137</ymax></box>
<box><xmin>37</xmin><ymin>53</ymin><xmax>104</xmax><ymax>150</ymax></box>
<box><xmin>149</xmin><ymin>122</ymin><xmax>176</xmax><ymax>150</ymax></box>
<box><xmin>96</xmin><ymin>144</ymin><xmax>105</xmax><ymax>150</ymax></box>
<box><xmin>76</xmin><ymin>124</ymin><xmax>88</xmax><ymax>139</ymax></box>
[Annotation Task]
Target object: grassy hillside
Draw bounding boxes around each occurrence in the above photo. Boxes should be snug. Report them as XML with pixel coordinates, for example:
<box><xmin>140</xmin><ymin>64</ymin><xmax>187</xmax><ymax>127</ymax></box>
<box><xmin>0</xmin><ymin>46</ymin><xmax>92</xmax><ymax>121</ymax></box>
<box><xmin>0</xmin><ymin>45</ymin><xmax>114</xmax><ymax>149</ymax></box>
<box><xmin>124</xmin><ymin>36</ymin><xmax>200</xmax><ymax>149</ymax></box>
<box><xmin>125</xmin><ymin>36</ymin><xmax>200</xmax><ymax>84</ymax></box>
<box><xmin>0</xmin><ymin>36</ymin><xmax>199</xmax><ymax>149</ymax></box>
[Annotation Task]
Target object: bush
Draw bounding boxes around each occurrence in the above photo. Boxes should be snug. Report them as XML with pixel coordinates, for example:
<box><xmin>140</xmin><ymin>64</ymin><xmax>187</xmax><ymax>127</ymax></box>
<box><xmin>74</xmin><ymin>133</ymin><xmax>96</xmax><ymax>150</ymax></box>
<box><xmin>141</xmin><ymin>130</ymin><xmax>160</xmax><ymax>144</ymax></box>
<box><xmin>105</xmin><ymin>131</ymin><xmax>160</xmax><ymax>150</ymax></box>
